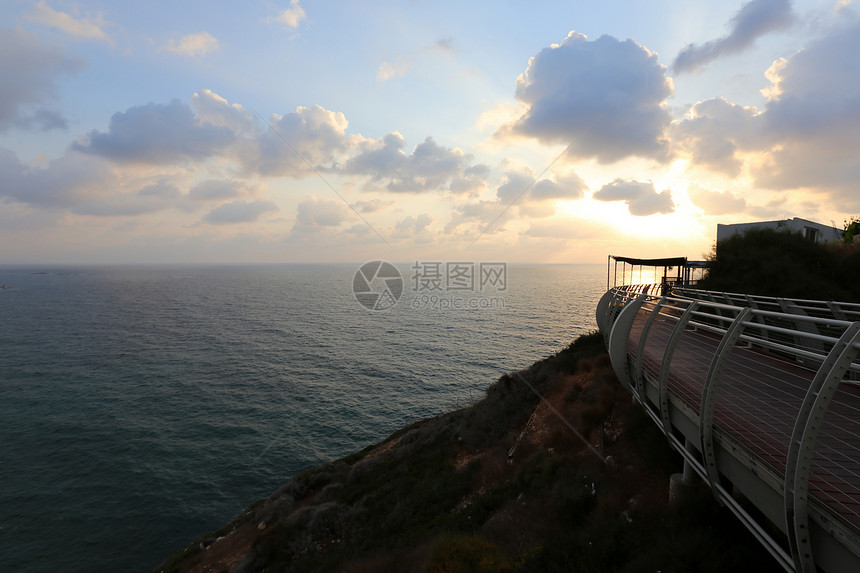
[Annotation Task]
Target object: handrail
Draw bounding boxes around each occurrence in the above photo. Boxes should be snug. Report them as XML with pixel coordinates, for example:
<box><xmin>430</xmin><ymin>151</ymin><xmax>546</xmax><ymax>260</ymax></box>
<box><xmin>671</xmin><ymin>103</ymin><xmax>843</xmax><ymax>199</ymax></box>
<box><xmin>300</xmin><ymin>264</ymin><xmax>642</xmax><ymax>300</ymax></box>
<box><xmin>597</xmin><ymin>287</ymin><xmax>860</xmax><ymax>573</ymax></box>
<box><xmin>674</xmin><ymin>287</ymin><xmax>860</xmax><ymax>322</ymax></box>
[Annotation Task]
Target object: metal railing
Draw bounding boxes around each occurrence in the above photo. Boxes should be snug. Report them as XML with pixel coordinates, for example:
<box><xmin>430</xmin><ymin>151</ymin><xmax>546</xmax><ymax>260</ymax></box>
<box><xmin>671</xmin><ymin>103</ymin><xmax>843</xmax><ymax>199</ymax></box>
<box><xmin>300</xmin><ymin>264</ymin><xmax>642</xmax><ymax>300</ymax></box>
<box><xmin>596</xmin><ymin>287</ymin><xmax>860</xmax><ymax>573</ymax></box>
<box><xmin>672</xmin><ymin>288</ymin><xmax>860</xmax><ymax>323</ymax></box>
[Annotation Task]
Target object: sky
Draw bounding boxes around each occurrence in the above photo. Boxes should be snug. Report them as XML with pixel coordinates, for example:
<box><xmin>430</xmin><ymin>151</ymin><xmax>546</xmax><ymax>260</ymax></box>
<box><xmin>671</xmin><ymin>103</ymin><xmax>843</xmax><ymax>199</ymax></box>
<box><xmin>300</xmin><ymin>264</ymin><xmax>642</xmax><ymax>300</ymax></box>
<box><xmin>1</xmin><ymin>0</ymin><xmax>859</xmax><ymax>264</ymax></box>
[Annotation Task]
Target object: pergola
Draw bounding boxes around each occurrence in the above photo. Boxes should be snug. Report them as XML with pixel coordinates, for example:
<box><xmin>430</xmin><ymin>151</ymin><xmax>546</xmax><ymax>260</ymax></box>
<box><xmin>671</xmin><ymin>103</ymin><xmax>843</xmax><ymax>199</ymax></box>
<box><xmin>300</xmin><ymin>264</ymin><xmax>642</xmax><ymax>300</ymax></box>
<box><xmin>607</xmin><ymin>255</ymin><xmax>707</xmax><ymax>292</ymax></box>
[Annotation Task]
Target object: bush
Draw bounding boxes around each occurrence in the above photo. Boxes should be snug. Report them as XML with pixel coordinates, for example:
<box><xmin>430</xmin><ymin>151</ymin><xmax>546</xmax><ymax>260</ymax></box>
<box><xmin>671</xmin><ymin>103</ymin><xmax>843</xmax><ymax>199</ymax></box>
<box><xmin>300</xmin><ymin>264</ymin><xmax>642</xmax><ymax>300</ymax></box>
<box><xmin>424</xmin><ymin>534</ymin><xmax>514</xmax><ymax>573</ymax></box>
<box><xmin>700</xmin><ymin>228</ymin><xmax>860</xmax><ymax>301</ymax></box>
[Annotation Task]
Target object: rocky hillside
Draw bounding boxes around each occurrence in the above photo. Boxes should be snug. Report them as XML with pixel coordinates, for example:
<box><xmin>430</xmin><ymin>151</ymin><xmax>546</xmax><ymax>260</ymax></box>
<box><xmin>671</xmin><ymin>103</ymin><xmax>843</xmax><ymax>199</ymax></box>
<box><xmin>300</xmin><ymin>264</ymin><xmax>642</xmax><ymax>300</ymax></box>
<box><xmin>155</xmin><ymin>333</ymin><xmax>780</xmax><ymax>573</ymax></box>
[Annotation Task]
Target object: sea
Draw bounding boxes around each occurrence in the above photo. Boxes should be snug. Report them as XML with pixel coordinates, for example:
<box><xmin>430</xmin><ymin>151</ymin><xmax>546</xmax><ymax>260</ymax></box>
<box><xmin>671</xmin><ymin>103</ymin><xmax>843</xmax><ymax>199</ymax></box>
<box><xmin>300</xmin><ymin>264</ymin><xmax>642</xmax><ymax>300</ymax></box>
<box><xmin>0</xmin><ymin>263</ymin><xmax>606</xmax><ymax>572</ymax></box>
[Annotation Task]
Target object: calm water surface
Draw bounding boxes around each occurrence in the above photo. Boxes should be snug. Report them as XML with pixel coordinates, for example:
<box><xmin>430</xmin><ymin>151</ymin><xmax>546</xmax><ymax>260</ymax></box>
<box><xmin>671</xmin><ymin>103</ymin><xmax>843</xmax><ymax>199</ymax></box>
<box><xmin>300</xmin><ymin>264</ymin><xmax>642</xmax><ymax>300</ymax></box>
<box><xmin>0</xmin><ymin>263</ymin><xmax>604</xmax><ymax>572</ymax></box>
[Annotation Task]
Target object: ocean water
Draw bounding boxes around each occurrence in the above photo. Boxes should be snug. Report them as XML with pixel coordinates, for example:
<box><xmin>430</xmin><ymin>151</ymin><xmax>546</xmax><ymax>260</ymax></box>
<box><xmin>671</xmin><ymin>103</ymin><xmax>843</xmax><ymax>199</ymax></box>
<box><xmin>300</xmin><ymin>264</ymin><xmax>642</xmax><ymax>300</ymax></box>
<box><xmin>0</xmin><ymin>263</ymin><xmax>605</xmax><ymax>572</ymax></box>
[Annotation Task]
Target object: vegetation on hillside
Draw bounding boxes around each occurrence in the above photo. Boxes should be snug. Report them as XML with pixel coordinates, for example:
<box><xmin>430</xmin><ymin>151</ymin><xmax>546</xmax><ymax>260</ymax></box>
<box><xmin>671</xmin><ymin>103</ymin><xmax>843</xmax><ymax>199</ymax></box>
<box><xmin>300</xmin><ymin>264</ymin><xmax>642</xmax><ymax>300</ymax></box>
<box><xmin>156</xmin><ymin>333</ymin><xmax>780</xmax><ymax>573</ymax></box>
<box><xmin>698</xmin><ymin>227</ymin><xmax>860</xmax><ymax>301</ymax></box>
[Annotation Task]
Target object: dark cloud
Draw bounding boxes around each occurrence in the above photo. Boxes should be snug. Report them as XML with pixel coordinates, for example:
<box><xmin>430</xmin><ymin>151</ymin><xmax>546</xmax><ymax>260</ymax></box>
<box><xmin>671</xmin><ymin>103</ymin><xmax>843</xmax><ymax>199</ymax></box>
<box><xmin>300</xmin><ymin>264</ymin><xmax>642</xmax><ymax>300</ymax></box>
<box><xmin>593</xmin><ymin>179</ymin><xmax>674</xmax><ymax>216</ymax></box>
<box><xmin>204</xmin><ymin>199</ymin><xmax>277</xmax><ymax>224</ymax></box>
<box><xmin>0</xmin><ymin>28</ymin><xmax>83</xmax><ymax>132</ymax></box>
<box><xmin>73</xmin><ymin>99</ymin><xmax>235</xmax><ymax>164</ymax></box>
<box><xmin>501</xmin><ymin>31</ymin><xmax>673</xmax><ymax>163</ymax></box>
<box><xmin>674</xmin><ymin>0</ymin><xmax>794</xmax><ymax>74</ymax></box>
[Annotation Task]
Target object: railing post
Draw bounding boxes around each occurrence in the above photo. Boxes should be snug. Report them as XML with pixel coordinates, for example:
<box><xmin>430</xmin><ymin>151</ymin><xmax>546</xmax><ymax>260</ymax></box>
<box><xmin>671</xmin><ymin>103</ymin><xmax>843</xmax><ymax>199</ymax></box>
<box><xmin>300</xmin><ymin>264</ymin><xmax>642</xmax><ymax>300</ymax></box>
<box><xmin>780</xmin><ymin>299</ymin><xmax>826</xmax><ymax>360</ymax></box>
<box><xmin>826</xmin><ymin>301</ymin><xmax>847</xmax><ymax>322</ymax></box>
<box><xmin>607</xmin><ymin>294</ymin><xmax>647</xmax><ymax>398</ymax></box>
<box><xmin>634</xmin><ymin>297</ymin><xmax>667</xmax><ymax>401</ymax></box>
<box><xmin>657</xmin><ymin>301</ymin><xmax>700</xmax><ymax>439</ymax></box>
<box><xmin>699</xmin><ymin>307</ymin><xmax>752</xmax><ymax>499</ymax></box>
<box><xmin>784</xmin><ymin>322</ymin><xmax>860</xmax><ymax>573</ymax></box>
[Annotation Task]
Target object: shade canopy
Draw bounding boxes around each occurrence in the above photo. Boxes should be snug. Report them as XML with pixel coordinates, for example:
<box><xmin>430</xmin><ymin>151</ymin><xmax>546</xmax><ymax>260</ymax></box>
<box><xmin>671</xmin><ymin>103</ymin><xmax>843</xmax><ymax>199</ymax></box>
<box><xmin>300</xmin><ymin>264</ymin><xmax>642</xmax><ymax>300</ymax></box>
<box><xmin>609</xmin><ymin>255</ymin><xmax>687</xmax><ymax>267</ymax></box>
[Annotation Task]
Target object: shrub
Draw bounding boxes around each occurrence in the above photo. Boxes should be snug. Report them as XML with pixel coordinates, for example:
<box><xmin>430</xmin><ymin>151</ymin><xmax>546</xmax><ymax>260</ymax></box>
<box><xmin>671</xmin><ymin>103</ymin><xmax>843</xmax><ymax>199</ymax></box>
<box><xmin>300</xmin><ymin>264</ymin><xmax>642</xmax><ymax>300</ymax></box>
<box><xmin>700</xmin><ymin>228</ymin><xmax>860</xmax><ymax>301</ymax></box>
<box><xmin>424</xmin><ymin>534</ymin><xmax>514</xmax><ymax>573</ymax></box>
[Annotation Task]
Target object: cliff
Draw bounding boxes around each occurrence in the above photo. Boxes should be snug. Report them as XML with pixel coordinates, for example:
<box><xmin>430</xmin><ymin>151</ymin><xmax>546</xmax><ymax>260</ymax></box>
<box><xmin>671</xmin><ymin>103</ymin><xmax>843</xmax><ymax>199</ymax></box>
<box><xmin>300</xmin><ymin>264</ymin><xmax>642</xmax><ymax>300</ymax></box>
<box><xmin>154</xmin><ymin>332</ymin><xmax>780</xmax><ymax>573</ymax></box>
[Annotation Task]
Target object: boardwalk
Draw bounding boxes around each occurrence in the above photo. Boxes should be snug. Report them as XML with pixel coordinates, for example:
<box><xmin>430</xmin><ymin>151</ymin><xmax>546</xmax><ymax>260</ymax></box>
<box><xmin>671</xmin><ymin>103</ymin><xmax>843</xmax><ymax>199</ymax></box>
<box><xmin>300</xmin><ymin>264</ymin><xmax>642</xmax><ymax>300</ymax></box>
<box><xmin>597</xmin><ymin>287</ymin><xmax>860</xmax><ymax>573</ymax></box>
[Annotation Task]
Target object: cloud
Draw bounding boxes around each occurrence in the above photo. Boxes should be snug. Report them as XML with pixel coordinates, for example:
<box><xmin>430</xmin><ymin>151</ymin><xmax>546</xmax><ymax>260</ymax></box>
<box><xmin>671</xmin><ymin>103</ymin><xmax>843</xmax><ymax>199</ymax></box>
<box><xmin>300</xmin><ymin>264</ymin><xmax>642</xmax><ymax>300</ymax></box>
<box><xmin>376</xmin><ymin>38</ymin><xmax>456</xmax><ymax>82</ymax></box>
<box><xmin>523</xmin><ymin>217</ymin><xmax>606</xmax><ymax>239</ymax></box>
<box><xmin>377</xmin><ymin>61</ymin><xmax>410</xmax><ymax>82</ymax></box>
<box><xmin>532</xmin><ymin>172</ymin><xmax>588</xmax><ymax>201</ymax></box>
<box><xmin>0</xmin><ymin>28</ymin><xmax>83</xmax><ymax>132</ymax></box>
<box><xmin>0</xmin><ymin>146</ymin><xmax>107</xmax><ymax>209</ymax></box>
<box><xmin>189</xmin><ymin>179</ymin><xmax>249</xmax><ymax>201</ymax></box>
<box><xmin>204</xmin><ymin>199</ymin><xmax>277</xmax><ymax>224</ymax></box>
<box><xmin>190</xmin><ymin>89</ymin><xmax>256</xmax><ymax>134</ymax></box>
<box><xmin>687</xmin><ymin>185</ymin><xmax>747</xmax><ymax>215</ymax></box>
<box><xmin>496</xmin><ymin>167</ymin><xmax>587</xmax><ymax>204</ymax></box>
<box><xmin>754</xmin><ymin>17</ymin><xmax>860</xmax><ymax>205</ymax></box>
<box><xmin>73</xmin><ymin>99</ymin><xmax>235</xmax><ymax>164</ymax></box>
<box><xmin>137</xmin><ymin>182</ymin><xmax>181</xmax><ymax>199</ymax></box>
<box><xmin>71</xmin><ymin>182</ymin><xmax>184</xmax><ymax>217</ymax></box>
<box><xmin>291</xmin><ymin>197</ymin><xmax>348</xmax><ymax>233</ymax></box>
<box><xmin>161</xmin><ymin>32</ymin><xmax>219</xmax><ymax>58</ymax></box>
<box><xmin>496</xmin><ymin>169</ymin><xmax>536</xmax><ymax>204</ymax></box>
<box><xmin>449</xmin><ymin>164</ymin><xmax>490</xmax><ymax>195</ymax></box>
<box><xmin>673</xmin><ymin>97</ymin><xmax>762</xmax><ymax>177</ymax></box>
<box><xmin>444</xmin><ymin>199</ymin><xmax>513</xmax><ymax>236</ymax></box>
<box><xmin>25</xmin><ymin>1</ymin><xmax>111</xmax><ymax>42</ymax></box>
<box><xmin>0</xmin><ymin>145</ymin><xmax>196</xmax><ymax>218</ymax></box>
<box><xmin>593</xmin><ymin>179</ymin><xmax>675</xmax><ymax>216</ymax></box>
<box><xmin>674</xmin><ymin>0</ymin><xmax>794</xmax><ymax>74</ymax></box>
<box><xmin>518</xmin><ymin>203</ymin><xmax>556</xmax><ymax>219</ymax></box>
<box><xmin>672</xmin><ymin>15</ymin><xmax>860</xmax><ymax>207</ymax></box>
<box><xmin>274</xmin><ymin>0</ymin><xmax>306</xmax><ymax>30</ymax></box>
<box><xmin>499</xmin><ymin>31</ymin><xmax>673</xmax><ymax>163</ymax></box>
<box><xmin>431</xmin><ymin>38</ymin><xmax>456</xmax><ymax>55</ymax></box>
<box><xmin>343</xmin><ymin>134</ymin><xmax>475</xmax><ymax>193</ymax></box>
<box><xmin>243</xmin><ymin>105</ymin><xmax>357</xmax><ymax>177</ymax></box>
<box><xmin>352</xmin><ymin>199</ymin><xmax>391</xmax><ymax>213</ymax></box>
<box><xmin>393</xmin><ymin>214</ymin><xmax>435</xmax><ymax>243</ymax></box>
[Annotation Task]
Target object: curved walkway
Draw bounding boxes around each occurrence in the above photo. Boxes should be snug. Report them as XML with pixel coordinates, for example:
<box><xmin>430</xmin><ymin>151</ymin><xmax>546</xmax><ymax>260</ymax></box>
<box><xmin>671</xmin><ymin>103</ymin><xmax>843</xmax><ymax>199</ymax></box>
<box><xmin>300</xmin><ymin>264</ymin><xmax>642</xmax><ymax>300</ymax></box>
<box><xmin>597</xmin><ymin>287</ymin><xmax>860</xmax><ymax>573</ymax></box>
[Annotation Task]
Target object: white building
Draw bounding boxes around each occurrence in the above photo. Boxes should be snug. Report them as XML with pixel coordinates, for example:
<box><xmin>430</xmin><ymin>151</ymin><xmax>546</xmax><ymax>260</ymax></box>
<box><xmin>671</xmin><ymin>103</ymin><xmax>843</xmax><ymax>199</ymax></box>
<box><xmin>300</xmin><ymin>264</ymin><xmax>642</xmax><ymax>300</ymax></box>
<box><xmin>716</xmin><ymin>217</ymin><xmax>842</xmax><ymax>244</ymax></box>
